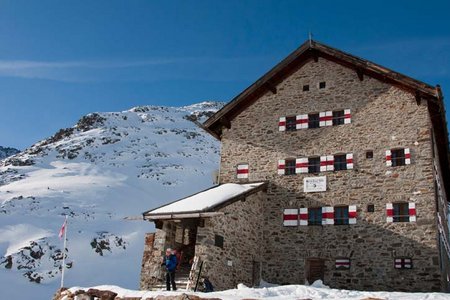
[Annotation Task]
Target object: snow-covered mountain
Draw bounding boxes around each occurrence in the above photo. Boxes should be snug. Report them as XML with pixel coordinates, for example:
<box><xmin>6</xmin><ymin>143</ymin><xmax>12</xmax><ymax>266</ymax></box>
<box><xmin>0</xmin><ymin>146</ymin><xmax>20</xmax><ymax>160</ymax></box>
<box><xmin>0</xmin><ymin>102</ymin><xmax>222</xmax><ymax>299</ymax></box>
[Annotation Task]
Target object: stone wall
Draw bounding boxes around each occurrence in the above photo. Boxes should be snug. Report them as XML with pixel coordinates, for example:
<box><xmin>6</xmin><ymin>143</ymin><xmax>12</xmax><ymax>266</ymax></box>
<box><xmin>217</xmin><ymin>57</ymin><xmax>447</xmax><ymax>291</ymax></box>
<box><xmin>140</xmin><ymin>230</ymin><xmax>167</xmax><ymax>290</ymax></box>
<box><xmin>195</xmin><ymin>191</ymin><xmax>264</xmax><ymax>290</ymax></box>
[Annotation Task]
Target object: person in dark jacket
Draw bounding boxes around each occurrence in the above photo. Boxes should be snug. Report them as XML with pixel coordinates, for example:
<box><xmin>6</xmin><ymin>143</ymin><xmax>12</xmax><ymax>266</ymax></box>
<box><xmin>162</xmin><ymin>248</ymin><xmax>177</xmax><ymax>291</ymax></box>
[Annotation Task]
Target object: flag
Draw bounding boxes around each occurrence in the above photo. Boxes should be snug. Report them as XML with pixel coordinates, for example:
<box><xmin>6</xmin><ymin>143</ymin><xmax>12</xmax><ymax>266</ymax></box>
<box><xmin>58</xmin><ymin>217</ymin><xmax>67</xmax><ymax>239</ymax></box>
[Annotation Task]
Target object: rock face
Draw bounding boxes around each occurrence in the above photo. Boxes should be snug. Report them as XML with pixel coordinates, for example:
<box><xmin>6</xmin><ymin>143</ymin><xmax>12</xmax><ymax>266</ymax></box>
<box><xmin>0</xmin><ymin>146</ymin><xmax>20</xmax><ymax>159</ymax></box>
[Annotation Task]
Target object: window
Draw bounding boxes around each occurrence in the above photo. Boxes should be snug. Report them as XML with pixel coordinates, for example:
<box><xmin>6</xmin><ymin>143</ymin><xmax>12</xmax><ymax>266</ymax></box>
<box><xmin>285</xmin><ymin>116</ymin><xmax>297</xmax><ymax>132</ymax></box>
<box><xmin>393</xmin><ymin>203</ymin><xmax>410</xmax><ymax>222</ymax></box>
<box><xmin>303</xmin><ymin>85</ymin><xmax>310</xmax><ymax>91</ymax></box>
<box><xmin>394</xmin><ymin>258</ymin><xmax>412</xmax><ymax>269</ymax></box>
<box><xmin>366</xmin><ymin>151</ymin><xmax>373</xmax><ymax>159</ymax></box>
<box><xmin>319</xmin><ymin>81</ymin><xmax>326</xmax><ymax>89</ymax></box>
<box><xmin>367</xmin><ymin>204</ymin><xmax>375</xmax><ymax>212</ymax></box>
<box><xmin>391</xmin><ymin>149</ymin><xmax>406</xmax><ymax>166</ymax></box>
<box><xmin>308</xmin><ymin>113</ymin><xmax>320</xmax><ymax>128</ymax></box>
<box><xmin>308</xmin><ymin>207</ymin><xmax>322</xmax><ymax>226</ymax></box>
<box><xmin>334</xmin><ymin>154</ymin><xmax>347</xmax><ymax>171</ymax></box>
<box><xmin>214</xmin><ymin>234</ymin><xmax>224</xmax><ymax>248</ymax></box>
<box><xmin>334</xmin><ymin>206</ymin><xmax>349</xmax><ymax>225</ymax></box>
<box><xmin>308</xmin><ymin>157</ymin><xmax>320</xmax><ymax>173</ymax></box>
<box><xmin>332</xmin><ymin>110</ymin><xmax>345</xmax><ymax>126</ymax></box>
<box><xmin>285</xmin><ymin>159</ymin><xmax>296</xmax><ymax>175</ymax></box>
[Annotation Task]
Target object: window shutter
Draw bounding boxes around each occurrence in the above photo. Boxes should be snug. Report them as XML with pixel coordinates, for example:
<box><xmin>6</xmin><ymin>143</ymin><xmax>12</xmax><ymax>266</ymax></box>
<box><xmin>349</xmin><ymin>205</ymin><xmax>357</xmax><ymax>224</ymax></box>
<box><xmin>283</xmin><ymin>209</ymin><xmax>298</xmax><ymax>226</ymax></box>
<box><xmin>404</xmin><ymin>148</ymin><xmax>411</xmax><ymax>165</ymax></box>
<box><xmin>236</xmin><ymin>164</ymin><xmax>249</xmax><ymax>179</ymax></box>
<box><xmin>320</xmin><ymin>156</ymin><xmax>328</xmax><ymax>172</ymax></box>
<box><xmin>409</xmin><ymin>202</ymin><xmax>416</xmax><ymax>222</ymax></box>
<box><xmin>296</xmin><ymin>114</ymin><xmax>308</xmax><ymax>129</ymax></box>
<box><xmin>295</xmin><ymin>158</ymin><xmax>308</xmax><ymax>174</ymax></box>
<box><xmin>386</xmin><ymin>203</ymin><xmax>393</xmax><ymax>223</ymax></box>
<box><xmin>277</xmin><ymin>159</ymin><xmax>285</xmax><ymax>175</ymax></box>
<box><xmin>319</xmin><ymin>111</ymin><xmax>332</xmax><ymax>127</ymax></box>
<box><xmin>344</xmin><ymin>109</ymin><xmax>351</xmax><ymax>124</ymax></box>
<box><xmin>346</xmin><ymin>153</ymin><xmax>354</xmax><ymax>170</ymax></box>
<box><xmin>386</xmin><ymin>150</ymin><xmax>392</xmax><ymax>167</ymax></box>
<box><xmin>278</xmin><ymin>117</ymin><xmax>286</xmax><ymax>132</ymax></box>
<box><xmin>327</xmin><ymin>155</ymin><xmax>334</xmax><ymax>171</ymax></box>
<box><xmin>299</xmin><ymin>208</ymin><xmax>308</xmax><ymax>226</ymax></box>
<box><xmin>336</xmin><ymin>258</ymin><xmax>350</xmax><ymax>270</ymax></box>
<box><xmin>322</xmin><ymin>206</ymin><xmax>334</xmax><ymax>225</ymax></box>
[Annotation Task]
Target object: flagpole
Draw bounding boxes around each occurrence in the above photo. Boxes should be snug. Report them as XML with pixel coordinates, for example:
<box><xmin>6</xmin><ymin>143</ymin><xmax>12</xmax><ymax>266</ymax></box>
<box><xmin>60</xmin><ymin>215</ymin><xmax>68</xmax><ymax>288</ymax></box>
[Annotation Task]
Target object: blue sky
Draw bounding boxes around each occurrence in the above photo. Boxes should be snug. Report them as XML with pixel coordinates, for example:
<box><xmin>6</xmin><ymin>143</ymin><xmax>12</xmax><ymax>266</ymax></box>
<box><xmin>0</xmin><ymin>0</ymin><xmax>449</xmax><ymax>149</ymax></box>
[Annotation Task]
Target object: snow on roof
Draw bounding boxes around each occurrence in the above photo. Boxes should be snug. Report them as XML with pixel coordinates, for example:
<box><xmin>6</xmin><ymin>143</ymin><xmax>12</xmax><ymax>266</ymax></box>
<box><xmin>144</xmin><ymin>182</ymin><xmax>266</xmax><ymax>216</ymax></box>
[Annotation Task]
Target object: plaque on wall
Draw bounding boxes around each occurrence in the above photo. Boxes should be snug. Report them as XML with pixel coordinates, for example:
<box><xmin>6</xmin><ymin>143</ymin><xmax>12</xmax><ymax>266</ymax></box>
<box><xmin>304</xmin><ymin>176</ymin><xmax>327</xmax><ymax>192</ymax></box>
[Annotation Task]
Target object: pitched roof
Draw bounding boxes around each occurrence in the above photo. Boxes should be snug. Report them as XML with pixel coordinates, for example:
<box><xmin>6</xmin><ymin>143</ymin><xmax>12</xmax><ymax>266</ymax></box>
<box><xmin>203</xmin><ymin>39</ymin><xmax>441</xmax><ymax>139</ymax></box>
<box><xmin>143</xmin><ymin>182</ymin><xmax>267</xmax><ymax>220</ymax></box>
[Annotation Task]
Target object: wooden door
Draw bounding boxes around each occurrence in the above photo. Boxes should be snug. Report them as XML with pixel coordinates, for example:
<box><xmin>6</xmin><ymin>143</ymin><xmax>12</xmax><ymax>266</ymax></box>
<box><xmin>306</xmin><ymin>258</ymin><xmax>325</xmax><ymax>284</ymax></box>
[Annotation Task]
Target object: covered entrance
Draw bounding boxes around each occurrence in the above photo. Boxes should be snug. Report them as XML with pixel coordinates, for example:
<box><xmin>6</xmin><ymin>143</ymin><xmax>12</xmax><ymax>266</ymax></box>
<box><xmin>306</xmin><ymin>258</ymin><xmax>325</xmax><ymax>284</ymax></box>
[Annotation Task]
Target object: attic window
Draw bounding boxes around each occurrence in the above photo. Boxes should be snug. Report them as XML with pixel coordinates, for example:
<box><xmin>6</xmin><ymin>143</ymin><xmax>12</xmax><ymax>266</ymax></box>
<box><xmin>367</xmin><ymin>204</ymin><xmax>375</xmax><ymax>212</ymax></box>
<box><xmin>394</xmin><ymin>258</ymin><xmax>412</xmax><ymax>269</ymax></box>
<box><xmin>366</xmin><ymin>151</ymin><xmax>373</xmax><ymax>159</ymax></box>
<box><xmin>303</xmin><ymin>85</ymin><xmax>310</xmax><ymax>91</ymax></box>
<box><xmin>319</xmin><ymin>81</ymin><xmax>326</xmax><ymax>89</ymax></box>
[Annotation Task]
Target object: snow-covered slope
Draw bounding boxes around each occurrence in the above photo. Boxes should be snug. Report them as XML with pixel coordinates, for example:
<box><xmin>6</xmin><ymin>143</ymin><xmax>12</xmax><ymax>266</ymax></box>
<box><xmin>0</xmin><ymin>146</ymin><xmax>20</xmax><ymax>160</ymax></box>
<box><xmin>0</xmin><ymin>102</ymin><xmax>222</xmax><ymax>299</ymax></box>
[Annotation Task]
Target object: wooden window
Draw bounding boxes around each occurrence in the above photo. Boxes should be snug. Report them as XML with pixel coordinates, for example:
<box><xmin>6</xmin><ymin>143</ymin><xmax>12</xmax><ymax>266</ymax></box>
<box><xmin>394</xmin><ymin>258</ymin><xmax>412</xmax><ymax>269</ymax></box>
<box><xmin>285</xmin><ymin>116</ymin><xmax>297</xmax><ymax>132</ymax></box>
<box><xmin>332</xmin><ymin>110</ymin><xmax>345</xmax><ymax>126</ymax></box>
<box><xmin>308</xmin><ymin>113</ymin><xmax>320</xmax><ymax>128</ymax></box>
<box><xmin>393</xmin><ymin>203</ymin><xmax>410</xmax><ymax>222</ymax></box>
<box><xmin>214</xmin><ymin>234</ymin><xmax>224</xmax><ymax>248</ymax></box>
<box><xmin>366</xmin><ymin>151</ymin><xmax>373</xmax><ymax>159</ymax></box>
<box><xmin>367</xmin><ymin>204</ymin><xmax>375</xmax><ymax>212</ymax></box>
<box><xmin>334</xmin><ymin>154</ymin><xmax>347</xmax><ymax>171</ymax></box>
<box><xmin>308</xmin><ymin>157</ymin><xmax>320</xmax><ymax>173</ymax></box>
<box><xmin>334</xmin><ymin>206</ymin><xmax>349</xmax><ymax>225</ymax></box>
<box><xmin>303</xmin><ymin>84</ymin><xmax>310</xmax><ymax>91</ymax></box>
<box><xmin>319</xmin><ymin>81</ymin><xmax>326</xmax><ymax>89</ymax></box>
<box><xmin>391</xmin><ymin>149</ymin><xmax>406</xmax><ymax>166</ymax></box>
<box><xmin>285</xmin><ymin>159</ymin><xmax>296</xmax><ymax>175</ymax></box>
<box><xmin>308</xmin><ymin>207</ymin><xmax>322</xmax><ymax>226</ymax></box>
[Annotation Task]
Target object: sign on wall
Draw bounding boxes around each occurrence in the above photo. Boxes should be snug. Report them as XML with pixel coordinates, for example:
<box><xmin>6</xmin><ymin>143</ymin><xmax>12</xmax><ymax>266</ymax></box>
<box><xmin>304</xmin><ymin>176</ymin><xmax>327</xmax><ymax>192</ymax></box>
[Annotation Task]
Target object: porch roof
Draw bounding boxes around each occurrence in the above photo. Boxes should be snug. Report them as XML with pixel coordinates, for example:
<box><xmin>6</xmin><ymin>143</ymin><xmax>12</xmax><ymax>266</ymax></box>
<box><xmin>143</xmin><ymin>181</ymin><xmax>267</xmax><ymax>220</ymax></box>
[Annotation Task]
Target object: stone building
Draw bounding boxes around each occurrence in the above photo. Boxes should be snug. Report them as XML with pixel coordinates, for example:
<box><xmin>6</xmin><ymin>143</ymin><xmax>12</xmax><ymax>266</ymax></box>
<box><xmin>140</xmin><ymin>40</ymin><xmax>450</xmax><ymax>292</ymax></box>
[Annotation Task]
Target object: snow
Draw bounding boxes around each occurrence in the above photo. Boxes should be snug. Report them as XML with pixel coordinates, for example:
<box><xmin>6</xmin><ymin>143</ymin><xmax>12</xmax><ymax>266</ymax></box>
<box><xmin>147</xmin><ymin>182</ymin><xmax>265</xmax><ymax>215</ymax></box>
<box><xmin>63</xmin><ymin>282</ymin><xmax>450</xmax><ymax>300</ymax></box>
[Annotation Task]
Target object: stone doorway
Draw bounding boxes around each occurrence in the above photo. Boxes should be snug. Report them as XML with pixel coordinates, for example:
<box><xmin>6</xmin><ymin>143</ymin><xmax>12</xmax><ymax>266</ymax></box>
<box><xmin>305</xmin><ymin>258</ymin><xmax>325</xmax><ymax>284</ymax></box>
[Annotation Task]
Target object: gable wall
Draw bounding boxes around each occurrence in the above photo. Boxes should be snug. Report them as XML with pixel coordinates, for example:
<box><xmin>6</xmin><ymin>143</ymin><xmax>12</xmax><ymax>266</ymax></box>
<box><xmin>218</xmin><ymin>57</ymin><xmax>445</xmax><ymax>291</ymax></box>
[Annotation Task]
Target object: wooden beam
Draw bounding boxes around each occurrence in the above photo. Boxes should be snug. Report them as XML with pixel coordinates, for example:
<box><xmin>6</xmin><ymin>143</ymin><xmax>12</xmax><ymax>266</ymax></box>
<box><xmin>415</xmin><ymin>91</ymin><xmax>421</xmax><ymax>106</ymax></box>
<box><xmin>266</xmin><ymin>81</ymin><xmax>277</xmax><ymax>94</ymax></box>
<box><xmin>356</xmin><ymin>69</ymin><xmax>364</xmax><ymax>81</ymax></box>
<box><xmin>220</xmin><ymin>117</ymin><xmax>231</xmax><ymax>129</ymax></box>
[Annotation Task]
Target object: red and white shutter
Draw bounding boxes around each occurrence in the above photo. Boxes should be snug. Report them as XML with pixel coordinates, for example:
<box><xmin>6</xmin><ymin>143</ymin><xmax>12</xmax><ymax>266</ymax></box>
<box><xmin>319</xmin><ymin>111</ymin><xmax>333</xmax><ymax>127</ymax></box>
<box><xmin>236</xmin><ymin>164</ymin><xmax>249</xmax><ymax>179</ymax></box>
<box><xmin>278</xmin><ymin>159</ymin><xmax>285</xmax><ymax>175</ymax></box>
<box><xmin>296</xmin><ymin>114</ymin><xmax>308</xmax><ymax>129</ymax></box>
<box><xmin>403</xmin><ymin>258</ymin><xmax>412</xmax><ymax>269</ymax></box>
<box><xmin>349</xmin><ymin>205</ymin><xmax>357</xmax><ymax>224</ymax></box>
<box><xmin>409</xmin><ymin>202</ymin><xmax>416</xmax><ymax>222</ymax></box>
<box><xmin>322</xmin><ymin>206</ymin><xmax>334</xmax><ymax>225</ymax></box>
<box><xmin>386</xmin><ymin>203</ymin><xmax>393</xmax><ymax>223</ymax></box>
<box><xmin>299</xmin><ymin>208</ymin><xmax>308</xmax><ymax>226</ymax></box>
<box><xmin>346</xmin><ymin>153</ymin><xmax>354</xmax><ymax>170</ymax></box>
<box><xmin>296</xmin><ymin>158</ymin><xmax>308</xmax><ymax>174</ymax></box>
<box><xmin>404</xmin><ymin>148</ymin><xmax>411</xmax><ymax>165</ymax></box>
<box><xmin>386</xmin><ymin>150</ymin><xmax>392</xmax><ymax>167</ymax></box>
<box><xmin>320</xmin><ymin>156</ymin><xmax>328</xmax><ymax>172</ymax></box>
<box><xmin>344</xmin><ymin>109</ymin><xmax>351</xmax><ymax>124</ymax></box>
<box><xmin>279</xmin><ymin>117</ymin><xmax>286</xmax><ymax>132</ymax></box>
<box><xmin>283</xmin><ymin>209</ymin><xmax>298</xmax><ymax>226</ymax></box>
<box><xmin>327</xmin><ymin>155</ymin><xmax>334</xmax><ymax>171</ymax></box>
<box><xmin>336</xmin><ymin>258</ymin><xmax>350</xmax><ymax>270</ymax></box>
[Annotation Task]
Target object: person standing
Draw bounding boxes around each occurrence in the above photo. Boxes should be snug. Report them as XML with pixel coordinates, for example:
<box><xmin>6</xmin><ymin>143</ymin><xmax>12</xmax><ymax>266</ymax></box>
<box><xmin>163</xmin><ymin>248</ymin><xmax>177</xmax><ymax>291</ymax></box>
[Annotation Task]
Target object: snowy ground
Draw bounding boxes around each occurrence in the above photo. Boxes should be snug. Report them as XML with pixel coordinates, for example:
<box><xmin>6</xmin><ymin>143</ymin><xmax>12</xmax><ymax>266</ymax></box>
<box><xmin>63</xmin><ymin>281</ymin><xmax>450</xmax><ymax>300</ymax></box>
